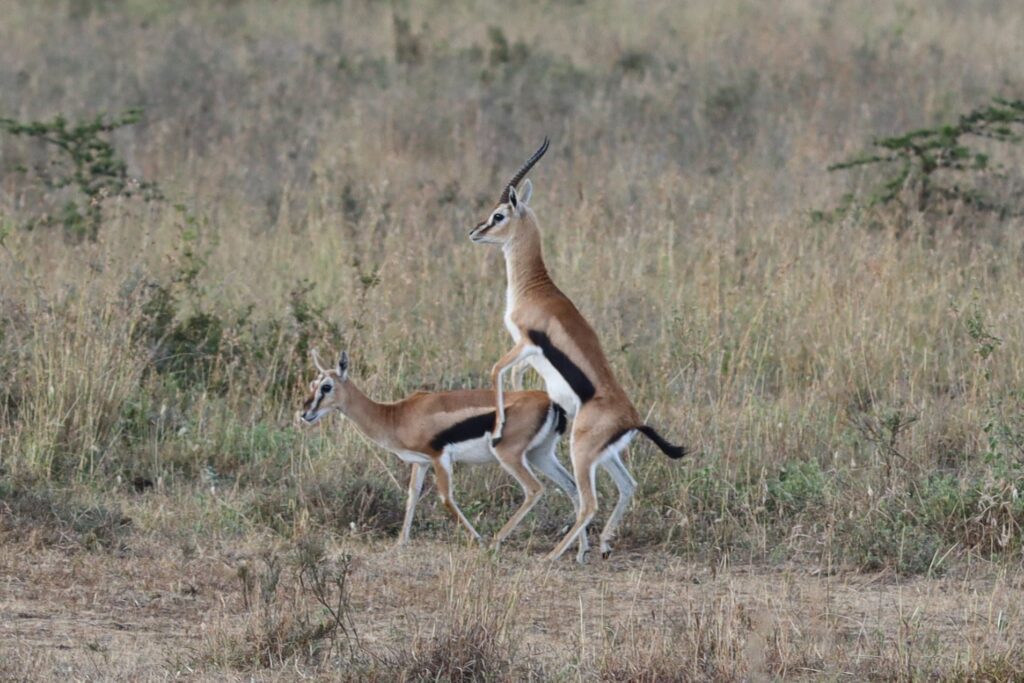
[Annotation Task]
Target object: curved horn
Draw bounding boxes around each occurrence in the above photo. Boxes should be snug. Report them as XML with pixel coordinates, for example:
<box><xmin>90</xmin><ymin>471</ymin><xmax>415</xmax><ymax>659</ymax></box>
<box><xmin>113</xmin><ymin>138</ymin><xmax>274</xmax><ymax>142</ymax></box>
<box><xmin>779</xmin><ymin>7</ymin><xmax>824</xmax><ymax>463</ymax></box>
<box><xmin>311</xmin><ymin>348</ymin><xmax>328</xmax><ymax>374</ymax></box>
<box><xmin>499</xmin><ymin>136</ymin><xmax>550</xmax><ymax>204</ymax></box>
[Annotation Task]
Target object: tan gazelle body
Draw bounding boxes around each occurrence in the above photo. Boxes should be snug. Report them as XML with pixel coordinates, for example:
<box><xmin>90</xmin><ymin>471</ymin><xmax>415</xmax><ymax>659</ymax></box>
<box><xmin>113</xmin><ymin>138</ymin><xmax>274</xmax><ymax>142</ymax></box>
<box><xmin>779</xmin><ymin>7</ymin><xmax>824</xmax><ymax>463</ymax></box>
<box><xmin>469</xmin><ymin>139</ymin><xmax>687</xmax><ymax>562</ymax></box>
<box><xmin>300</xmin><ymin>349</ymin><xmax>582</xmax><ymax>552</ymax></box>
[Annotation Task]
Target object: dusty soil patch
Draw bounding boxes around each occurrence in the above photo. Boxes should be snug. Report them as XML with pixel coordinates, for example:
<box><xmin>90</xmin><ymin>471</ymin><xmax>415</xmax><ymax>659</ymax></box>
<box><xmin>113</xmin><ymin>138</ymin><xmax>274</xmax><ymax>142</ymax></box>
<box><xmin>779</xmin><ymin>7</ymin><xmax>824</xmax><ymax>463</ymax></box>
<box><xmin>2</xmin><ymin>537</ymin><xmax>1023</xmax><ymax>680</ymax></box>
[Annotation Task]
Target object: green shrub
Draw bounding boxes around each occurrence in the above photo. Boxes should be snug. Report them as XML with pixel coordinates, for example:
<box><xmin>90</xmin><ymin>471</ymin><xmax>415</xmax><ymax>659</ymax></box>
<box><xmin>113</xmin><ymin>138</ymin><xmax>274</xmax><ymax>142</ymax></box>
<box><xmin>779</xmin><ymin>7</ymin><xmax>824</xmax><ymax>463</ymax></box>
<box><xmin>829</xmin><ymin>97</ymin><xmax>1024</xmax><ymax>216</ymax></box>
<box><xmin>765</xmin><ymin>460</ymin><xmax>828</xmax><ymax>515</ymax></box>
<box><xmin>0</xmin><ymin>109</ymin><xmax>160</xmax><ymax>241</ymax></box>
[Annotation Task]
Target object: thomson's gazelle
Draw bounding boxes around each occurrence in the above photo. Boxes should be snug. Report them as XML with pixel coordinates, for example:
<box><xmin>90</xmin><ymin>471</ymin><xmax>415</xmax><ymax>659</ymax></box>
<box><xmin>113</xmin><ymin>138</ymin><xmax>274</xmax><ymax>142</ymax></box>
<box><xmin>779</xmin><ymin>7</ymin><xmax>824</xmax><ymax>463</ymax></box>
<box><xmin>469</xmin><ymin>138</ymin><xmax>687</xmax><ymax>562</ymax></box>
<box><xmin>300</xmin><ymin>349</ymin><xmax>583</xmax><ymax>552</ymax></box>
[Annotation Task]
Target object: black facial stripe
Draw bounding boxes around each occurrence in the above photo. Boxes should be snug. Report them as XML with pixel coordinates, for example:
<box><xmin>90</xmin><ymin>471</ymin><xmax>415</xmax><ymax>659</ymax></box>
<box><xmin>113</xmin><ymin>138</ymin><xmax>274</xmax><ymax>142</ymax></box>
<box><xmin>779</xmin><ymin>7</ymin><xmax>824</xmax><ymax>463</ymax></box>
<box><xmin>429</xmin><ymin>411</ymin><xmax>497</xmax><ymax>451</ymax></box>
<box><xmin>527</xmin><ymin>330</ymin><xmax>596</xmax><ymax>404</ymax></box>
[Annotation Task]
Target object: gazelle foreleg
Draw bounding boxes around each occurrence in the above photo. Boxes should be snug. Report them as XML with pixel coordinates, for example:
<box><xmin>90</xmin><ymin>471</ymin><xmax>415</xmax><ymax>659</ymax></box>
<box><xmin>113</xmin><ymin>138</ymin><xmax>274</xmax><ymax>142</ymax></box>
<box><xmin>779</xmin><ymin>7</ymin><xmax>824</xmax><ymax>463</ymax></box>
<box><xmin>510</xmin><ymin>360</ymin><xmax>531</xmax><ymax>391</ymax></box>
<box><xmin>398</xmin><ymin>463</ymin><xmax>428</xmax><ymax>546</ymax></box>
<box><xmin>490</xmin><ymin>341</ymin><xmax>539</xmax><ymax>441</ymax></box>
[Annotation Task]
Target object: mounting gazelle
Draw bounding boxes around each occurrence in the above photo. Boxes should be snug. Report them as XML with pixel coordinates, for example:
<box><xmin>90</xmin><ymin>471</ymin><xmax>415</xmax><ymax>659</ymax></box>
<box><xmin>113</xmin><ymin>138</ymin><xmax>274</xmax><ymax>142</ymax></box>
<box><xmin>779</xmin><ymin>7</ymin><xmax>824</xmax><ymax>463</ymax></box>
<box><xmin>299</xmin><ymin>349</ymin><xmax>585</xmax><ymax>553</ymax></box>
<box><xmin>469</xmin><ymin>138</ymin><xmax>687</xmax><ymax>562</ymax></box>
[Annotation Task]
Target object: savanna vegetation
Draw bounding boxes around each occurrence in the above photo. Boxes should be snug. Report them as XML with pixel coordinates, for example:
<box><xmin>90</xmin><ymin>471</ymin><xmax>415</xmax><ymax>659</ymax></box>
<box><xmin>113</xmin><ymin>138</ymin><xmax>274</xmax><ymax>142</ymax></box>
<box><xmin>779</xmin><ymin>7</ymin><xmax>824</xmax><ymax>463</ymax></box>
<box><xmin>2</xmin><ymin>0</ymin><xmax>1024</xmax><ymax>679</ymax></box>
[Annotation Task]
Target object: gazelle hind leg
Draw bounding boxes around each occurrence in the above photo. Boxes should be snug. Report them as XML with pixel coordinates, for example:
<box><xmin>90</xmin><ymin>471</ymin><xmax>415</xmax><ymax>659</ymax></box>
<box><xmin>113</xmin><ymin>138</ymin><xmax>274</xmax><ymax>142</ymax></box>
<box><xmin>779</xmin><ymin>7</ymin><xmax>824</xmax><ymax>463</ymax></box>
<box><xmin>490</xmin><ymin>449</ymin><xmax>545</xmax><ymax>550</ymax></box>
<box><xmin>432</xmin><ymin>453</ymin><xmax>482</xmax><ymax>543</ymax></box>
<box><xmin>544</xmin><ymin>448</ymin><xmax>599</xmax><ymax>563</ymax></box>
<box><xmin>527</xmin><ymin>436</ymin><xmax>578</xmax><ymax>503</ymax></box>
<box><xmin>398</xmin><ymin>463</ymin><xmax>428</xmax><ymax>546</ymax></box>
<box><xmin>527</xmin><ymin>435</ymin><xmax>589</xmax><ymax>560</ymax></box>
<box><xmin>599</xmin><ymin>447</ymin><xmax>637</xmax><ymax>559</ymax></box>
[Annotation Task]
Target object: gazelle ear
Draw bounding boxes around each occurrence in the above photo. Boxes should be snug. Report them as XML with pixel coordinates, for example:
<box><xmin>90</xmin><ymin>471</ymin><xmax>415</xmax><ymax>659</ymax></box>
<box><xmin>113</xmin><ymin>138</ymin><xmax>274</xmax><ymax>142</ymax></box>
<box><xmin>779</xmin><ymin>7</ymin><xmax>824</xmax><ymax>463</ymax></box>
<box><xmin>338</xmin><ymin>351</ymin><xmax>349</xmax><ymax>379</ymax></box>
<box><xmin>518</xmin><ymin>178</ymin><xmax>533</xmax><ymax>209</ymax></box>
<box><xmin>507</xmin><ymin>184</ymin><xmax>519</xmax><ymax>211</ymax></box>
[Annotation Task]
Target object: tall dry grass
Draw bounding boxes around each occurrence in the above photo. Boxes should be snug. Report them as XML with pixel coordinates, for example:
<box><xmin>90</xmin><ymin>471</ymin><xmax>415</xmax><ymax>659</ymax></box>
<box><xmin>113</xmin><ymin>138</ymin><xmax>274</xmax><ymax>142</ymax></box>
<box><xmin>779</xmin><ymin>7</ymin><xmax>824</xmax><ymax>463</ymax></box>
<box><xmin>2</xmin><ymin>0</ymin><xmax>1024</xmax><ymax>579</ymax></box>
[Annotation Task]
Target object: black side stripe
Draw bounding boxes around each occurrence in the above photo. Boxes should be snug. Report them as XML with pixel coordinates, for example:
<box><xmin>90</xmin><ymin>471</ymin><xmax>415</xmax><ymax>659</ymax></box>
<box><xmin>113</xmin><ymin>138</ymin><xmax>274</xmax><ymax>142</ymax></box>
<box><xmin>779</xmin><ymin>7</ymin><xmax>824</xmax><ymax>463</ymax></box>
<box><xmin>429</xmin><ymin>411</ymin><xmax>496</xmax><ymax>451</ymax></box>
<box><xmin>552</xmin><ymin>403</ymin><xmax>568</xmax><ymax>435</ymax></box>
<box><xmin>526</xmin><ymin>330</ymin><xmax>596</xmax><ymax>404</ymax></box>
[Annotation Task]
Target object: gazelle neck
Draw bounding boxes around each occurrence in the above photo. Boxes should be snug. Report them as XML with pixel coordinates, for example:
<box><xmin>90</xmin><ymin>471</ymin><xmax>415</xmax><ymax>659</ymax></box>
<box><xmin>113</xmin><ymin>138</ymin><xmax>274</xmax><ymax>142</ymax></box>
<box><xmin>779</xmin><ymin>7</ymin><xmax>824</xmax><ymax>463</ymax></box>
<box><xmin>338</xmin><ymin>381</ymin><xmax>397</xmax><ymax>449</ymax></box>
<box><xmin>502</xmin><ymin>215</ymin><xmax>553</xmax><ymax>300</ymax></box>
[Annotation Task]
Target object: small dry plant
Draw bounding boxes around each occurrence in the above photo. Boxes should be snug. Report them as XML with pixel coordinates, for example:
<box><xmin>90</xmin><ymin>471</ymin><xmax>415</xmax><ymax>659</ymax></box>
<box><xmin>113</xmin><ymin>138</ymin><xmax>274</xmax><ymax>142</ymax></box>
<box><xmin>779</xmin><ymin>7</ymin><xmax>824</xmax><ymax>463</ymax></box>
<box><xmin>202</xmin><ymin>536</ymin><xmax>362</xmax><ymax>672</ymax></box>
<box><xmin>399</xmin><ymin>555</ymin><xmax>532</xmax><ymax>682</ymax></box>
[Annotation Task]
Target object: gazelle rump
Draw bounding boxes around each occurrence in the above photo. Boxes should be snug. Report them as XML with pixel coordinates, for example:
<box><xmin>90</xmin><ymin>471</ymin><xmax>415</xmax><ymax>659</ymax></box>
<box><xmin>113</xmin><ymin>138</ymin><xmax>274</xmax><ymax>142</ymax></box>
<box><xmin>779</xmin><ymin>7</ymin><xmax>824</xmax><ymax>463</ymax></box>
<box><xmin>469</xmin><ymin>139</ymin><xmax>687</xmax><ymax>562</ymax></box>
<box><xmin>300</xmin><ymin>349</ymin><xmax>584</xmax><ymax>552</ymax></box>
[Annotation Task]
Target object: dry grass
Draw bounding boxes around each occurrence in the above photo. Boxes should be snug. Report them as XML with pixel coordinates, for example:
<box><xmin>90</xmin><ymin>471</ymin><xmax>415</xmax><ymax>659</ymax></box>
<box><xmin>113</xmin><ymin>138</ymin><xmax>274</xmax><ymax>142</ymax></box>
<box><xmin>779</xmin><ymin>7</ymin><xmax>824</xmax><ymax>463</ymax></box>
<box><xmin>2</xmin><ymin>0</ymin><xmax>1024</xmax><ymax>678</ymax></box>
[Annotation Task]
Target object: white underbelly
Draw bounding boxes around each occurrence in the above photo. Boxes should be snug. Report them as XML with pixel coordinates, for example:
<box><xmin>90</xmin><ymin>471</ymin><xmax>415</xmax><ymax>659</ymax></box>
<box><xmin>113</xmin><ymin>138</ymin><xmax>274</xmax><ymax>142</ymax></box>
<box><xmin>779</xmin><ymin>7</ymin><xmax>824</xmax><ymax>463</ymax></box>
<box><xmin>396</xmin><ymin>435</ymin><xmax>497</xmax><ymax>466</ymax></box>
<box><xmin>528</xmin><ymin>354</ymin><xmax>580</xmax><ymax>417</ymax></box>
<box><xmin>396</xmin><ymin>451</ymin><xmax>431</xmax><ymax>465</ymax></box>
<box><xmin>446</xmin><ymin>435</ymin><xmax>498</xmax><ymax>464</ymax></box>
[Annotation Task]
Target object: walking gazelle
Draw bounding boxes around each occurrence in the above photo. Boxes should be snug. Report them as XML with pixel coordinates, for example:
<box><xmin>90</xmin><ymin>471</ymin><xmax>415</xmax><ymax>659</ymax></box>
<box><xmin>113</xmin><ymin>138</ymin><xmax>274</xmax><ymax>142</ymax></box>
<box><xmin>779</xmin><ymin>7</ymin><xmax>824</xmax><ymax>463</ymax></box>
<box><xmin>299</xmin><ymin>349</ymin><xmax>585</xmax><ymax>553</ymax></box>
<box><xmin>469</xmin><ymin>138</ymin><xmax>687</xmax><ymax>562</ymax></box>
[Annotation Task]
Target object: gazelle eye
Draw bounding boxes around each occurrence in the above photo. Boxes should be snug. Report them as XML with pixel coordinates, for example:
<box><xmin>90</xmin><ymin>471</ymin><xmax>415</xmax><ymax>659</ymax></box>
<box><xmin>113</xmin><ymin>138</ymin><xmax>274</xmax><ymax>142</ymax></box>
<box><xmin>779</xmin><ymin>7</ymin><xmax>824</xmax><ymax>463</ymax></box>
<box><xmin>321</xmin><ymin>384</ymin><xmax>332</xmax><ymax>394</ymax></box>
<box><xmin>493</xmin><ymin>213</ymin><xmax>504</xmax><ymax>222</ymax></box>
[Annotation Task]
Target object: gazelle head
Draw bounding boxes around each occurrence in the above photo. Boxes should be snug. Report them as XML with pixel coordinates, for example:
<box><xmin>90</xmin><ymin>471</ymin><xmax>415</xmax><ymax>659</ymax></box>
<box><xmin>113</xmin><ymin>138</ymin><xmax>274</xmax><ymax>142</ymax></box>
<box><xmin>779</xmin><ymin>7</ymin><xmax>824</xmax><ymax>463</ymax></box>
<box><xmin>469</xmin><ymin>137</ymin><xmax>549</xmax><ymax>246</ymax></box>
<box><xmin>300</xmin><ymin>349</ymin><xmax>350</xmax><ymax>424</ymax></box>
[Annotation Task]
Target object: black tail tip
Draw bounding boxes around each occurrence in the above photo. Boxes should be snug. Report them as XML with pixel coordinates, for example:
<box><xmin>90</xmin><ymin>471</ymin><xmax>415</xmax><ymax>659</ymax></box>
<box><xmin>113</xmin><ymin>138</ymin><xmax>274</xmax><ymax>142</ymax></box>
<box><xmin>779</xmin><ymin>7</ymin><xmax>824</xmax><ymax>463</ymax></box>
<box><xmin>665</xmin><ymin>445</ymin><xmax>688</xmax><ymax>460</ymax></box>
<box><xmin>637</xmin><ymin>425</ymin><xmax>688</xmax><ymax>460</ymax></box>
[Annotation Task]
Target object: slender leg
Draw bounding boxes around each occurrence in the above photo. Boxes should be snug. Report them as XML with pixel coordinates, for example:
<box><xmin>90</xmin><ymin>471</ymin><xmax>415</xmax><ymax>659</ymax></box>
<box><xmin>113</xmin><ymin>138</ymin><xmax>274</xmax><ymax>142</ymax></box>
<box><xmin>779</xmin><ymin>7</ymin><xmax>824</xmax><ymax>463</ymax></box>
<box><xmin>432</xmin><ymin>453</ymin><xmax>482</xmax><ymax>543</ymax></box>
<box><xmin>545</xmin><ymin>442</ymin><xmax>599</xmax><ymax>563</ymax></box>
<box><xmin>491</xmin><ymin>450</ymin><xmax>545</xmax><ymax>550</ymax></box>
<box><xmin>398</xmin><ymin>463</ymin><xmax>428</xmax><ymax>546</ymax></box>
<box><xmin>510</xmin><ymin>360</ymin><xmax>529</xmax><ymax>391</ymax></box>
<box><xmin>526</xmin><ymin>435</ymin><xmax>590</xmax><ymax>560</ymax></box>
<box><xmin>598</xmin><ymin>447</ymin><xmax>638</xmax><ymax>559</ymax></box>
<box><xmin>490</xmin><ymin>341</ymin><xmax>539</xmax><ymax>440</ymax></box>
<box><xmin>527</xmin><ymin>437</ymin><xmax>578</xmax><ymax>504</ymax></box>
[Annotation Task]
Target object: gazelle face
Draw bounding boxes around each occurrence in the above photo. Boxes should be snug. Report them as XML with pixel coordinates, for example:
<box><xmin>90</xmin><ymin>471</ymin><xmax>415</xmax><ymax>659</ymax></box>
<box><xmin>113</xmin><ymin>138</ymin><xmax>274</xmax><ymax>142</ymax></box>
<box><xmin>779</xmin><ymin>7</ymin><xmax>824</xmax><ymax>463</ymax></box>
<box><xmin>469</xmin><ymin>179</ymin><xmax>533</xmax><ymax>247</ymax></box>
<box><xmin>469</xmin><ymin>200</ymin><xmax>515</xmax><ymax>245</ymax></box>
<box><xmin>300</xmin><ymin>350</ymin><xmax>349</xmax><ymax>424</ymax></box>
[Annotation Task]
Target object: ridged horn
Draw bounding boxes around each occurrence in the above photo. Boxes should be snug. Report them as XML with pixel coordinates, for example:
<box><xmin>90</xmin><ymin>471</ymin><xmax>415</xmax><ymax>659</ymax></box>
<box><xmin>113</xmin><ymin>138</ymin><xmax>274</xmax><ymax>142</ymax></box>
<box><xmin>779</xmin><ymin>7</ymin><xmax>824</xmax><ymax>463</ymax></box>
<box><xmin>311</xmin><ymin>348</ymin><xmax>328</xmax><ymax>374</ymax></box>
<box><xmin>499</xmin><ymin>136</ymin><xmax>550</xmax><ymax>204</ymax></box>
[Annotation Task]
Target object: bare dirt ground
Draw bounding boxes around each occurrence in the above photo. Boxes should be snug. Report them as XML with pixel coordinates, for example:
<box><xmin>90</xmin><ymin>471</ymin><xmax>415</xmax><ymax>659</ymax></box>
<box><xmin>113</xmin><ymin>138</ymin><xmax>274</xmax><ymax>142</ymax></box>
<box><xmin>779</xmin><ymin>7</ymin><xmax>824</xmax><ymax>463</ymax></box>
<box><xmin>3</xmin><ymin>536</ymin><xmax>1023</xmax><ymax>681</ymax></box>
